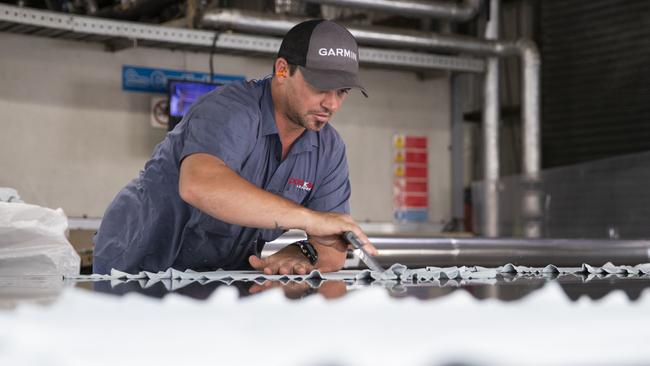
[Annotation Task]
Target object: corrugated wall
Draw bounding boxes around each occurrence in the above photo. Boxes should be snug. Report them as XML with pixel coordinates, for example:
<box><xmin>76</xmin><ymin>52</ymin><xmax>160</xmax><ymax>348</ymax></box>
<box><xmin>540</xmin><ymin>0</ymin><xmax>650</xmax><ymax>168</ymax></box>
<box><xmin>472</xmin><ymin>150</ymin><xmax>650</xmax><ymax>239</ymax></box>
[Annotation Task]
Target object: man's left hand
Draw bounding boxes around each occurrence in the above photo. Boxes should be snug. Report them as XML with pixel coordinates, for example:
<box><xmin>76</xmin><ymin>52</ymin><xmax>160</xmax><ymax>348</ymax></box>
<box><xmin>248</xmin><ymin>236</ymin><xmax>348</xmax><ymax>275</ymax></box>
<box><xmin>248</xmin><ymin>244</ymin><xmax>313</xmax><ymax>275</ymax></box>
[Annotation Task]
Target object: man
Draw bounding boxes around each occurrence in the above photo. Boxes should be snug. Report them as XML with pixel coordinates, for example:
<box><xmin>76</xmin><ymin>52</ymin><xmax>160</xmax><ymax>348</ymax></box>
<box><xmin>93</xmin><ymin>19</ymin><xmax>376</xmax><ymax>275</ymax></box>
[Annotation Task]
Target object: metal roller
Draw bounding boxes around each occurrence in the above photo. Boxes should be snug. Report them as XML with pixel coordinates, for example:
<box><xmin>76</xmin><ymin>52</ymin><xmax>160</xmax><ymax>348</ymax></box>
<box><xmin>264</xmin><ymin>236</ymin><xmax>650</xmax><ymax>268</ymax></box>
<box><xmin>368</xmin><ymin>237</ymin><xmax>650</xmax><ymax>267</ymax></box>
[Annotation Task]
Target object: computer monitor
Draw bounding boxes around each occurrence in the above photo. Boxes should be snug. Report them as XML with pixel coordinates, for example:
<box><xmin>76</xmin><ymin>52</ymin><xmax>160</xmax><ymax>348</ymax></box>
<box><xmin>167</xmin><ymin>79</ymin><xmax>222</xmax><ymax>131</ymax></box>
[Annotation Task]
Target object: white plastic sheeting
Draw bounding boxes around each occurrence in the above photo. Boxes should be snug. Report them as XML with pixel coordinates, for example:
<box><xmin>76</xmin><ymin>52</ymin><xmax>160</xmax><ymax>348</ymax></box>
<box><xmin>0</xmin><ymin>187</ymin><xmax>23</xmax><ymax>203</ymax></box>
<box><xmin>0</xmin><ymin>276</ymin><xmax>65</xmax><ymax>310</ymax></box>
<box><xmin>0</xmin><ymin>202</ymin><xmax>80</xmax><ymax>276</ymax></box>
<box><xmin>1</xmin><ymin>281</ymin><xmax>650</xmax><ymax>366</ymax></box>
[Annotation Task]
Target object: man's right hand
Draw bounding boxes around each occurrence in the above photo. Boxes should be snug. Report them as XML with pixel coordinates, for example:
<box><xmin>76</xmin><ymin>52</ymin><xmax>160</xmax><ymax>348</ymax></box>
<box><xmin>304</xmin><ymin>211</ymin><xmax>377</xmax><ymax>256</ymax></box>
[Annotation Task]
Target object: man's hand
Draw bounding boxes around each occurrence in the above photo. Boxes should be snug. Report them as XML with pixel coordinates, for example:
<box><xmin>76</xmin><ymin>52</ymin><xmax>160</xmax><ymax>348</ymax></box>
<box><xmin>248</xmin><ymin>244</ymin><xmax>313</xmax><ymax>275</ymax></box>
<box><xmin>308</xmin><ymin>235</ymin><xmax>347</xmax><ymax>272</ymax></box>
<box><xmin>248</xmin><ymin>235</ymin><xmax>350</xmax><ymax>275</ymax></box>
<box><xmin>305</xmin><ymin>212</ymin><xmax>377</xmax><ymax>256</ymax></box>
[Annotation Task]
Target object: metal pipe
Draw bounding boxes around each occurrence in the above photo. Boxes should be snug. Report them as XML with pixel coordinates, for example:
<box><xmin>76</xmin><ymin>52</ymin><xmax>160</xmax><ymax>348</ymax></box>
<box><xmin>520</xmin><ymin>39</ymin><xmax>542</xmax><ymax>238</ymax></box>
<box><xmin>201</xmin><ymin>9</ymin><xmax>513</xmax><ymax>54</ymax></box>
<box><xmin>450</xmin><ymin>74</ymin><xmax>465</xmax><ymax>226</ymax></box>
<box><xmin>201</xmin><ymin>9</ymin><xmax>294</xmax><ymax>36</ymax></box>
<box><xmin>370</xmin><ymin>237</ymin><xmax>650</xmax><ymax>267</ymax></box>
<box><xmin>96</xmin><ymin>0</ymin><xmax>178</xmax><ymax>20</ymax></box>
<box><xmin>201</xmin><ymin>10</ymin><xmax>542</xmax><ymax>229</ymax></box>
<box><xmin>302</xmin><ymin>0</ymin><xmax>481</xmax><ymax>21</ymax></box>
<box><xmin>264</xmin><ymin>236</ymin><xmax>650</xmax><ymax>267</ymax></box>
<box><xmin>483</xmin><ymin>0</ymin><xmax>500</xmax><ymax>237</ymax></box>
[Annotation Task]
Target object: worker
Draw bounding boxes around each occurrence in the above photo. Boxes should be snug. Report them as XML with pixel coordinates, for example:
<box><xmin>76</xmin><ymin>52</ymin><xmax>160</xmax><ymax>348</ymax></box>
<box><xmin>93</xmin><ymin>19</ymin><xmax>376</xmax><ymax>275</ymax></box>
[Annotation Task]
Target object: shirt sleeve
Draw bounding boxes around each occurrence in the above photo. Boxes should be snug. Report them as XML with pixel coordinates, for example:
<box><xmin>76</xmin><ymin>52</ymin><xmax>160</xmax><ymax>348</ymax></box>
<box><xmin>179</xmin><ymin>95</ymin><xmax>257</xmax><ymax>173</ymax></box>
<box><xmin>306</xmin><ymin>142</ymin><xmax>351</xmax><ymax>214</ymax></box>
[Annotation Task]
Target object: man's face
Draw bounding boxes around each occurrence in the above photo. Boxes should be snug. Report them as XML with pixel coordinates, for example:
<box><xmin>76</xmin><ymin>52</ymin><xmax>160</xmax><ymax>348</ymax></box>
<box><xmin>283</xmin><ymin>68</ymin><xmax>350</xmax><ymax>132</ymax></box>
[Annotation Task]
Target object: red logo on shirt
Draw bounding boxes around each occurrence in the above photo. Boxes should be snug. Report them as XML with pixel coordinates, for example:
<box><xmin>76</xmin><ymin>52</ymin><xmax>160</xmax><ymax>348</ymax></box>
<box><xmin>288</xmin><ymin>177</ymin><xmax>314</xmax><ymax>192</ymax></box>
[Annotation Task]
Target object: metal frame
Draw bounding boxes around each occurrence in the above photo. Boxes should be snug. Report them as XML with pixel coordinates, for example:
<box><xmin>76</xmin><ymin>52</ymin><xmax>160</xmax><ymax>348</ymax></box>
<box><xmin>0</xmin><ymin>4</ymin><xmax>484</xmax><ymax>73</ymax></box>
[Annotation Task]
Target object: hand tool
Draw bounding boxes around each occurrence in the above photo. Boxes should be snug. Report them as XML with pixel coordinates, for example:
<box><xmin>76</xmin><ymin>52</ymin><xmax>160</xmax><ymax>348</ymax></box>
<box><xmin>343</xmin><ymin>231</ymin><xmax>384</xmax><ymax>272</ymax></box>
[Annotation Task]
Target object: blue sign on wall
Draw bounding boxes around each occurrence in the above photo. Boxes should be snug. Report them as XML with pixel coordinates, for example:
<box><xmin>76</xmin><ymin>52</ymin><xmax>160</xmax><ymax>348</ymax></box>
<box><xmin>394</xmin><ymin>209</ymin><xmax>429</xmax><ymax>222</ymax></box>
<box><xmin>122</xmin><ymin>65</ymin><xmax>246</xmax><ymax>94</ymax></box>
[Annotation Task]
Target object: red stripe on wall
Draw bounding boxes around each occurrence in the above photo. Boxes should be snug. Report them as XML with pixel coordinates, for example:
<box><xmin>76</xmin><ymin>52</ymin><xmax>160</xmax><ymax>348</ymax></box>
<box><xmin>405</xmin><ymin>151</ymin><xmax>428</xmax><ymax>164</ymax></box>
<box><xmin>405</xmin><ymin>166</ymin><xmax>427</xmax><ymax>178</ymax></box>
<box><xmin>405</xmin><ymin>181</ymin><xmax>428</xmax><ymax>192</ymax></box>
<box><xmin>404</xmin><ymin>195</ymin><xmax>428</xmax><ymax>207</ymax></box>
<box><xmin>405</xmin><ymin>136</ymin><xmax>427</xmax><ymax>149</ymax></box>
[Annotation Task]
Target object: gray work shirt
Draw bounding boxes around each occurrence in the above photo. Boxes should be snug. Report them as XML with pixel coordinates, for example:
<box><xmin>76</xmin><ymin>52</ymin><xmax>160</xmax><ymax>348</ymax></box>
<box><xmin>93</xmin><ymin>78</ymin><xmax>350</xmax><ymax>274</ymax></box>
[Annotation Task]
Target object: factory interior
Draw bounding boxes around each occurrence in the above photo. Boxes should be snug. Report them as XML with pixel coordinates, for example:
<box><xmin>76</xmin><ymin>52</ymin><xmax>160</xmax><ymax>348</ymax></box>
<box><xmin>2</xmin><ymin>0</ymin><xmax>650</xmax><ymax>365</ymax></box>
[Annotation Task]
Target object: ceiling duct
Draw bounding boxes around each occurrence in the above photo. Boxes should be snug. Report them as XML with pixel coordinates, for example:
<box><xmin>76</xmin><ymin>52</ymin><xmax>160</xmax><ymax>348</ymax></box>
<box><xmin>95</xmin><ymin>0</ymin><xmax>178</xmax><ymax>20</ymax></box>
<box><xmin>201</xmin><ymin>9</ymin><xmax>510</xmax><ymax>55</ymax></box>
<box><xmin>302</xmin><ymin>0</ymin><xmax>481</xmax><ymax>21</ymax></box>
<box><xmin>274</xmin><ymin>0</ymin><xmax>307</xmax><ymax>15</ymax></box>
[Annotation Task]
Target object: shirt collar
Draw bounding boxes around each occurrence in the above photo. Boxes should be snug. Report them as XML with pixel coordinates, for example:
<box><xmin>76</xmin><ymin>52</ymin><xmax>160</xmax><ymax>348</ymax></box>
<box><xmin>291</xmin><ymin>129</ymin><xmax>319</xmax><ymax>155</ymax></box>
<box><xmin>260</xmin><ymin>78</ymin><xmax>319</xmax><ymax>154</ymax></box>
<box><xmin>260</xmin><ymin>78</ymin><xmax>278</xmax><ymax>136</ymax></box>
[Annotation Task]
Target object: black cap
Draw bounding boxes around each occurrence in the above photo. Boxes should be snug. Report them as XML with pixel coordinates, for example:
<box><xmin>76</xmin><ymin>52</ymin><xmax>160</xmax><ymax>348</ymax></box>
<box><xmin>278</xmin><ymin>19</ymin><xmax>368</xmax><ymax>97</ymax></box>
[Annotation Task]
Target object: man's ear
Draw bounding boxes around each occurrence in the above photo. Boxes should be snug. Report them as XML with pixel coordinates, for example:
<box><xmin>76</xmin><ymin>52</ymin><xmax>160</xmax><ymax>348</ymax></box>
<box><xmin>274</xmin><ymin>57</ymin><xmax>289</xmax><ymax>79</ymax></box>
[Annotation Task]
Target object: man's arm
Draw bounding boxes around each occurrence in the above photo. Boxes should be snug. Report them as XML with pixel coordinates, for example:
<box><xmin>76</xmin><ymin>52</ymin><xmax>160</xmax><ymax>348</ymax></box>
<box><xmin>180</xmin><ymin>153</ymin><xmax>310</xmax><ymax>232</ymax></box>
<box><xmin>179</xmin><ymin>153</ymin><xmax>375</xmax><ymax>252</ymax></box>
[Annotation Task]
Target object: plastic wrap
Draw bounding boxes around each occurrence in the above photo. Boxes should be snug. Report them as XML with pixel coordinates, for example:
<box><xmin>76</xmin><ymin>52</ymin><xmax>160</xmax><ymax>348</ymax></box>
<box><xmin>0</xmin><ymin>202</ymin><xmax>80</xmax><ymax>276</ymax></box>
<box><xmin>0</xmin><ymin>187</ymin><xmax>23</xmax><ymax>203</ymax></box>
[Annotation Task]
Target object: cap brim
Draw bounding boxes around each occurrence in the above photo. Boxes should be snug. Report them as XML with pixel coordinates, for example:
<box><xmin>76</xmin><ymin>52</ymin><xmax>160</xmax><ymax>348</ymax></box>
<box><xmin>299</xmin><ymin>66</ymin><xmax>368</xmax><ymax>98</ymax></box>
